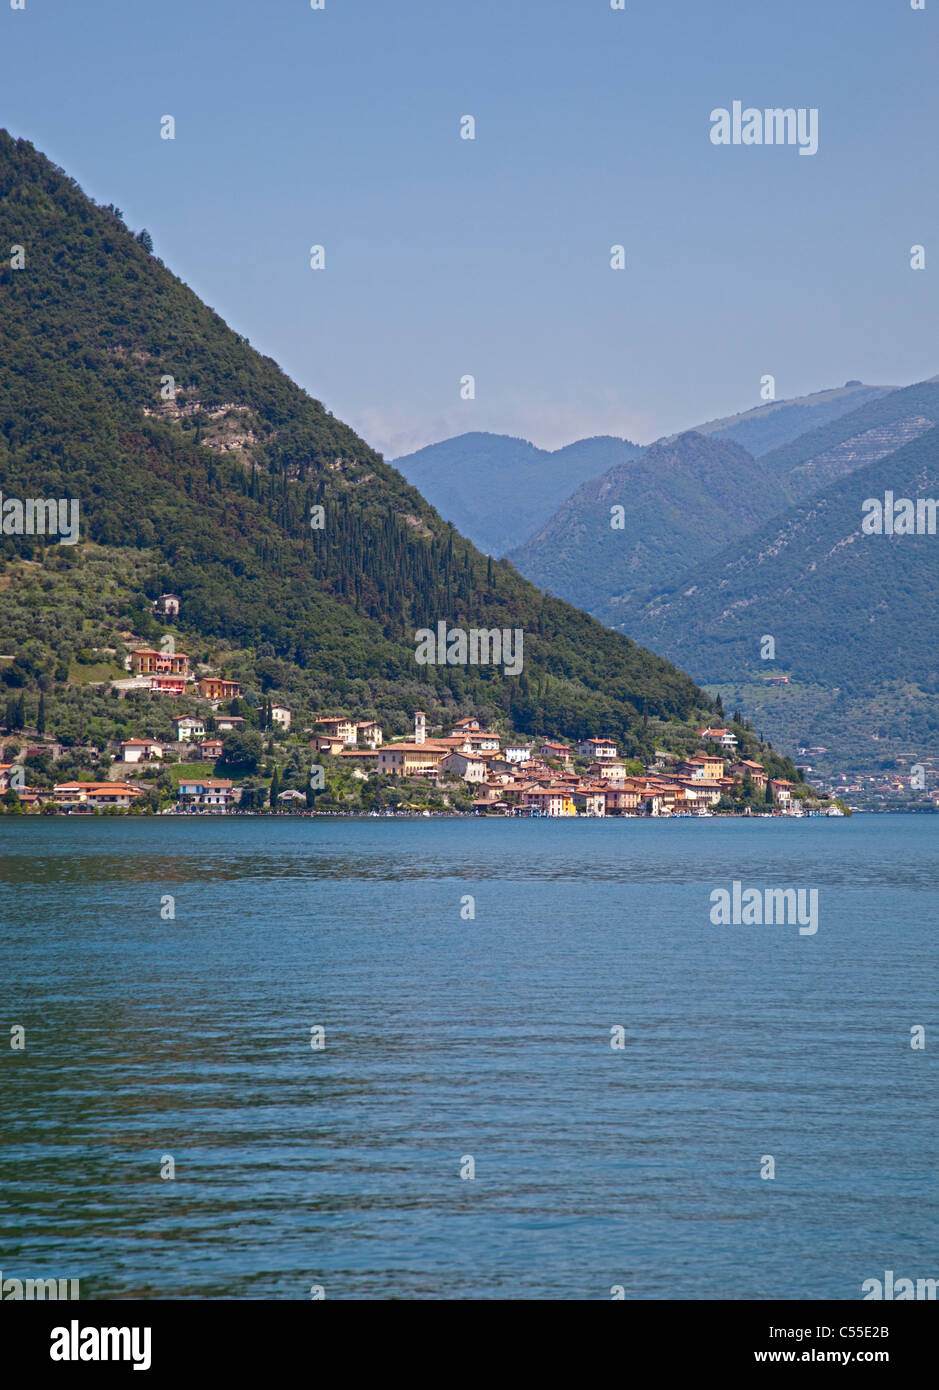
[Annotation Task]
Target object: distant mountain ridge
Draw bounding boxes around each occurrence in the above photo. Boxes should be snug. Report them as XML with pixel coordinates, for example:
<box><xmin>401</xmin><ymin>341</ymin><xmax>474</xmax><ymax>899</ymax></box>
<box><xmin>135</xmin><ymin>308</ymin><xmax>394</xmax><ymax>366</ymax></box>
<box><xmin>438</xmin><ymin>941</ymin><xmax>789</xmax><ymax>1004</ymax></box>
<box><xmin>392</xmin><ymin>431</ymin><xmax>642</xmax><ymax>557</ymax></box>
<box><xmin>502</xmin><ymin>377</ymin><xmax>939</xmax><ymax>625</ymax></box>
<box><xmin>506</xmin><ymin>431</ymin><xmax>791</xmax><ymax>622</ymax></box>
<box><xmin>616</xmin><ymin>422</ymin><xmax>939</xmax><ymax>765</ymax></box>
<box><xmin>689</xmin><ymin>381</ymin><xmax>894</xmax><ymax>458</ymax></box>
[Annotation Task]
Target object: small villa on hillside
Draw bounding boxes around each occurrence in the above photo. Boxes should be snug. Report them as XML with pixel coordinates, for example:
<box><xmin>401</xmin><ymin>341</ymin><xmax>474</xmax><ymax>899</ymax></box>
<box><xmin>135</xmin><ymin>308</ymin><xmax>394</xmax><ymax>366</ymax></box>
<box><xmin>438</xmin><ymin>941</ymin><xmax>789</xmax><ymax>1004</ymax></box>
<box><xmin>132</xmin><ymin>648</ymin><xmax>190</xmax><ymax>677</ymax></box>
<box><xmin>577</xmin><ymin>737</ymin><xmax>618</xmax><ymax>760</ymax></box>
<box><xmin>197</xmin><ymin>677</ymin><xmax>242</xmax><ymax>701</ymax></box>
<box><xmin>697</xmin><ymin>727</ymin><xmax>738</xmax><ymax>749</ymax></box>
<box><xmin>174</xmin><ymin>716</ymin><xmax>206</xmax><ymax>742</ymax></box>
<box><xmin>316</xmin><ymin>717</ymin><xmax>357</xmax><ymax>746</ymax></box>
<box><xmin>119</xmin><ymin>738</ymin><xmax>164</xmax><ymax>763</ymax></box>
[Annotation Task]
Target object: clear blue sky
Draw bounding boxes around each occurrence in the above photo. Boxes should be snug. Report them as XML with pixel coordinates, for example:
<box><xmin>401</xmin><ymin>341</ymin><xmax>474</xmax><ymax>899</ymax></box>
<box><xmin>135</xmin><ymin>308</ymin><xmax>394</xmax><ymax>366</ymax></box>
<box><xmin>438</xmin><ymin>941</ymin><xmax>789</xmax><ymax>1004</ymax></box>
<box><xmin>3</xmin><ymin>0</ymin><xmax>936</xmax><ymax>456</ymax></box>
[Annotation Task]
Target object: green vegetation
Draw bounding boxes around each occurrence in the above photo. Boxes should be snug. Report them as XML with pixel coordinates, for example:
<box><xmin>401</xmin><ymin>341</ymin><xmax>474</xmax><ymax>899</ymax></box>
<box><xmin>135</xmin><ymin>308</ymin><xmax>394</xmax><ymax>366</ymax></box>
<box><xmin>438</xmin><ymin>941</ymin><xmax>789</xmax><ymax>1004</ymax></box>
<box><xmin>508</xmin><ymin>431</ymin><xmax>791</xmax><ymax>623</ymax></box>
<box><xmin>0</xmin><ymin>129</ymin><xmax>728</xmax><ymax>765</ymax></box>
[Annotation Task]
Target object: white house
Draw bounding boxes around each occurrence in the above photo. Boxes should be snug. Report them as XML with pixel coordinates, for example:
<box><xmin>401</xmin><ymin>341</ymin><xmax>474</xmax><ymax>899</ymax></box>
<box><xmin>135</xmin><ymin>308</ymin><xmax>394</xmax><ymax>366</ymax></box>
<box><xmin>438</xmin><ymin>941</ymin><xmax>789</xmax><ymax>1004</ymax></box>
<box><xmin>270</xmin><ymin>705</ymin><xmax>292</xmax><ymax>731</ymax></box>
<box><xmin>503</xmin><ymin>745</ymin><xmax>531</xmax><ymax>764</ymax></box>
<box><xmin>577</xmin><ymin>737</ymin><xmax>618</xmax><ymax>760</ymax></box>
<box><xmin>173</xmin><ymin>716</ymin><xmax>205</xmax><ymax>743</ymax></box>
<box><xmin>438</xmin><ymin>750</ymin><xmax>488</xmax><ymax>783</ymax></box>
<box><xmin>697</xmin><ymin>727</ymin><xmax>738</xmax><ymax>749</ymax></box>
<box><xmin>119</xmin><ymin>738</ymin><xmax>164</xmax><ymax>763</ymax></box>
<box><xmin>356</xmin><ymin>720</ymin><xmax>383</xmax><ymax>748</ymax></box>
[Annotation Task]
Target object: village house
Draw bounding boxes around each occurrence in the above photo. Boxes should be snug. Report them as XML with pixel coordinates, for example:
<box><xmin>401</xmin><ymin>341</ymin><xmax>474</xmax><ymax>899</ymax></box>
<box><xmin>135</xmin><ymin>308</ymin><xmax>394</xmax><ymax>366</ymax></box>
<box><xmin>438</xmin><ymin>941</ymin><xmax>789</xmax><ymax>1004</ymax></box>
<box><xmin>148</xmin><ymin>675</ymin><xmax>187</xmax><ymax>696</ymax></box>
<box><xmin>277</xmin><ymin>789</ymin><xmax>306</xmax><ymax>806</ymax></box>
<box><xmin>174</xmin><ymin>716</ymin><xmax>206</xmax><ymax>743</ymax></box>
<box><xmin>577</xmin><ymin>737</ymin><xmax>618</xmax><ymax>760</ymax></box>
<box><xmin>270</xmin><ymin>705</ymin><xmax>292</xmax><ymax>731</ymax></box>
<box><xmin>438</xmin><ymin>750</ymin><xmax>488</xmax><ymax>783</ymax></box>
<box><xmin>378</xmin><ymin>742</ymin><xmax>445</xmax><ymax>777</ymax></box>
<box><xmin>769</xmin><ymin>778</ymin><xmax>793</xmax><ymax>807</ymax></box>
<box><xmin>215</xmin><ymin>715</ymin><xmax>245</xmax><ymax>733</ymax></box>
<box><xmin>676</xmin><ymin>779</ymin><xmax>722</xmax><ymax>808</ymax></box>
<box><xmin>461</xmin><ymin>730</ymin><xmax>501</xmax><ymax>753</ymax></box>
<box><xmin>603</xmin><ymin>781</ymin><xmax>641</xmax><ymax>815</ymax></box>
<box><xmin>450</xmin><ymin>717</ymin><xmax>481</xmax><ymax>733</ymax></box>
<box><xmin>697</xmin><ymin>727</ymin><xmax>738</xmax><ymax>750</ymax></box>
<box><xmin>572</xmin><ymin>785</ymin><xmax>607</xmax><ymax>816</ymax></box>
<box><xmin>316</xmin><ymin>736</ymin><xmax>346</xmax><ymax>755</ymax></box>
<box><xmin>53</xmin><ymin>781</ymin><xmax>144</xmax><ymax>809</ymax></box>
<box><xmin>485</xmin><ymin>756</ymin><xmax>515</xmax><ymax>777</ymax></box>
<box><xmin>523</xmin><ymin>785</ymin><xmax>577</xmax><ymax>817</ymax></box>
<box><xmin>119</xmin><ymin>738</ymin><xmax>164</xmax><ymax>763</ymax></box>
<box><xmin>154</xmin><ymin>593</ymin><xmax>181</xmax><ymax>617</ymax></box>
<box><xmin>678</xmin><ymin>753</ymin><xmax>724</xmax><ymax>780</ymax></box>
<box><xmin>315</xmin><ymin>716</ymin><xmax>358</xmax><ymax>746</ymax></box>
<box><xmin>503</xmin><ymin>744</ymin><xmax>531</xmax><ymax>764</ymax></box>
<box><xmin>198</xmin><ymin>739</ymin><xmax>224</xmax><ymax>760</ymax></box>
<box><xmin>198</xmin><ymin>677</ymin><xmax>242</xmax><ymax>702</ymax></box>
<box><xmin>356</xmin><ymin>720</ymin><xmax>382</xmax><ymax>748</ymax></box>
<box><xmin>539</xmin><ymin>740</ymin><xmax>573</xmax><ymax>764</ymax></box>
<box><xmin>731</xmin><ymin>759</ymin><xmax>767</xmax><ymax>790</ymax></box>
<box><xmin>132</xmin><ymin>648</ymin><xmax>190</xmax><ymax>677</ymax></box>
<box><xmin>177</xmin><ymin>777</ymin><xmax>237</xmax><ymax>810</ymax></box>
<box><xmin>590</xmin><ymin>760</ymin><xmax>627</xmax><ymax>782</ymax></box>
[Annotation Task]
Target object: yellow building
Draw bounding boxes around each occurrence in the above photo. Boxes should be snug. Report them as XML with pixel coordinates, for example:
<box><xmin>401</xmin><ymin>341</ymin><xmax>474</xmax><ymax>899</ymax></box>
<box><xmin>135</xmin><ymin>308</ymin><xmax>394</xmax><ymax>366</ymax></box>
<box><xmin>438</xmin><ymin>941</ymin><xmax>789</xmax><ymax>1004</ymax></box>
<box><xmin>378</xmin><ymin>743</ymin><xmax>445</xmax><ymax>777</ymax></box>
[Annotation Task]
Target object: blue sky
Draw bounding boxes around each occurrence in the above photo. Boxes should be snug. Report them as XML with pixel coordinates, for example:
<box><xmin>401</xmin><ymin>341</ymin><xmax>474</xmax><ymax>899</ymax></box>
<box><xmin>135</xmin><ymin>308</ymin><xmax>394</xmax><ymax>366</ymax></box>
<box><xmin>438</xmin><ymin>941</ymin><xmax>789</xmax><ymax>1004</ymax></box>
<box><xmin>2</xmin><ymin>0</ymin><xmax>936</xmax><ymax>456</ymax></box>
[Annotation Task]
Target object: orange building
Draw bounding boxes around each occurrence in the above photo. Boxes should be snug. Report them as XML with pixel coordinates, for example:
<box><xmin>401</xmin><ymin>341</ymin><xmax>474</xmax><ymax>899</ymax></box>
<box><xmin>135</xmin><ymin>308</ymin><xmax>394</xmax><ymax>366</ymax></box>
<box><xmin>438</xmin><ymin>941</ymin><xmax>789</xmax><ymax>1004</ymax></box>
<box><xmin>197</xmin><ymin>677</ymin><xmax>242</xmax><ymax>701</ymax></box>
<box><xmin>132</xmin><ymin>648</ymin><xmax>190</xmax><ymax>677</ymax></box>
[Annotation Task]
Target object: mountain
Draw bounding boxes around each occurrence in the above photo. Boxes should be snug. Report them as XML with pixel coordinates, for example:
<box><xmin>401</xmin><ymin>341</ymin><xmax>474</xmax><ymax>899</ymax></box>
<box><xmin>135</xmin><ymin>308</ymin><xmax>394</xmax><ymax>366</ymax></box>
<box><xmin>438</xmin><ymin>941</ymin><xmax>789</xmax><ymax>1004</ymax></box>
<box><xmin>392</xmin><ymin>432</ymin><xmax>641</xmax><ymax>557</ymax></box>
<box><xmin>0</xmin><ymin>130</ymin><xmax>732</xmax><ymax>763</ymax></box>
<box><xmin>688</xmin><ymin>381</ymin><xmax>894</xmax><ymax>458</ymax></box>
<box><xmin>618</xmin><ymin>424</ymin><xmax>939</xmax><ymax>768</ymax></box>
<box><xmin>506</xmin><ymin>432</ymin><xmax>791</xmax><ymax>624</ymax></box>
<box><xmin>391</xmin><ymin>382</ymin><xmax>890</xmax><ymax>560</ymax></box>
<box><xmin>754</xmin><ymin>377</ymin><xmax>939</xmax><ymax>497</ymax></box>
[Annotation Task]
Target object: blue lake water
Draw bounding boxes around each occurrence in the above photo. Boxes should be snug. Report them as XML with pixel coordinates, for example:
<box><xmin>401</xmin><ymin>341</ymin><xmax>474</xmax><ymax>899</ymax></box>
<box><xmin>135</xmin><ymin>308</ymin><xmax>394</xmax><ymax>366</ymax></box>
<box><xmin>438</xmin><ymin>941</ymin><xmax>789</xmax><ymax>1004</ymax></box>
<box><xmin>0</xmin><ymin>815</ymin><xmax>936</xmax><ymax>1300</ymax></box>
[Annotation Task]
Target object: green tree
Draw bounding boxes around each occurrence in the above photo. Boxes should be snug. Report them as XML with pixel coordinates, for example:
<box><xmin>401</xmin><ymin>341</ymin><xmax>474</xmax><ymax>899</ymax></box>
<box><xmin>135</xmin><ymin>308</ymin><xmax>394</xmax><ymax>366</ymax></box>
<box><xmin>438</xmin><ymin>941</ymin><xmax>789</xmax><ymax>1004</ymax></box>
<box><xmin>269</xmin><ymin>765</ymin><xmax>281</xmax><ymax>808</ymax></box>
<box><xmin>217</xmin><ymin>730</ymin><xmax>263</xmax><ymax>775</ymax></box>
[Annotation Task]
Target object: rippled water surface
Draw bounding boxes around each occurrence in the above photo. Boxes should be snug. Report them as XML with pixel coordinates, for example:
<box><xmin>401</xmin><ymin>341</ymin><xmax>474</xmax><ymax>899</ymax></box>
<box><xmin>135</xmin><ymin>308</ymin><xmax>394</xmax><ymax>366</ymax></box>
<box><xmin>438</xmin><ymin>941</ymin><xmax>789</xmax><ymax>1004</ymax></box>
<box><xmin>1</xmin><ymin>816</ymin><xmax>936</xmax><ymax>1299</ymax></box>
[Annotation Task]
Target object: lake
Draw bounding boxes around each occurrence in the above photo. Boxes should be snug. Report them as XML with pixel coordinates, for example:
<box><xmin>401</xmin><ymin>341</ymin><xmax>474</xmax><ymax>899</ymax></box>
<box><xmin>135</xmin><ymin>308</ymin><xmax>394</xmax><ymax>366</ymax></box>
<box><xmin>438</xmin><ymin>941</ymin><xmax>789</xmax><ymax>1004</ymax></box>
<box><xmin>1</xmin><ymin>815</ymin><xmax>936</xmax><ymax>1300</ymax></box>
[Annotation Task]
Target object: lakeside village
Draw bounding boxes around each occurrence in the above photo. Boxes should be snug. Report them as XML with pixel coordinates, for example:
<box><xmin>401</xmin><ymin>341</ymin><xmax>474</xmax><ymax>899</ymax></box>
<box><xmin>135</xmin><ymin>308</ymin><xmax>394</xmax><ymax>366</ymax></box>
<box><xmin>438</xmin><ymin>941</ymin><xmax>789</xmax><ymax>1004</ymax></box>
<box><xmin>0</xmin><ymin>626</ymin><xmax>846</xmax><ymax>818</ymax></box>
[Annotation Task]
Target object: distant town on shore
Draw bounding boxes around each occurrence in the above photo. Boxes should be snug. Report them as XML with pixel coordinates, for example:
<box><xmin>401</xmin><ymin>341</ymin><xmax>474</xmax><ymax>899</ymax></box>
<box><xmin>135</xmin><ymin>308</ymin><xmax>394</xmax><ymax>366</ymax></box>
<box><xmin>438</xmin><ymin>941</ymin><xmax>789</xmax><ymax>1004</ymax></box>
<box><xmin>0</xmin><ymin>623</ymin><xmax>847</xmax><ymax>818</ymax></box>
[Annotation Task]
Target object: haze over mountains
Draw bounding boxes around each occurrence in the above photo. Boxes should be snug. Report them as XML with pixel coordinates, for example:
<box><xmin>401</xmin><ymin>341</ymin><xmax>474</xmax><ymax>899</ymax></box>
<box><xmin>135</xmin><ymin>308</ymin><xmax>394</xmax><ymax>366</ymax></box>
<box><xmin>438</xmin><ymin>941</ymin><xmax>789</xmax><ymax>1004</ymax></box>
<box><xmin>392</xmin><ymin>381</ymin><xmax>893</xmax><ymax>559</ymax></box>
<box><xmin>393</xmin><ymin>432</ymin><xmax>642</xmax><ymax>558</ymax></box>
<box><xmin>507</xmin><ymin>432</ymin><xmax>791</xmax><ymax>622</ymax></box>
<box><xmin>396</xmin><ymin>375</ymin><xmax>939</xmax><ymax>769</ymax></box>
